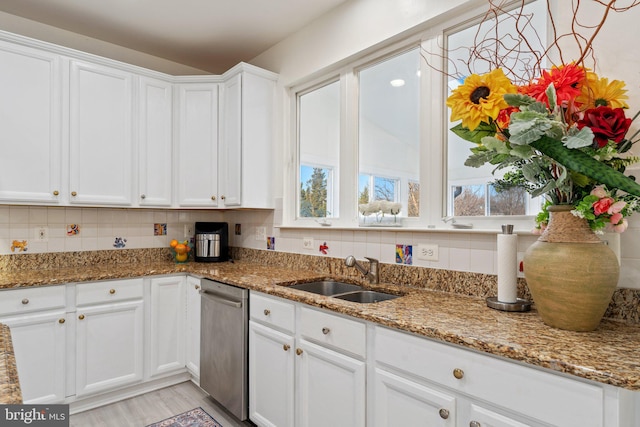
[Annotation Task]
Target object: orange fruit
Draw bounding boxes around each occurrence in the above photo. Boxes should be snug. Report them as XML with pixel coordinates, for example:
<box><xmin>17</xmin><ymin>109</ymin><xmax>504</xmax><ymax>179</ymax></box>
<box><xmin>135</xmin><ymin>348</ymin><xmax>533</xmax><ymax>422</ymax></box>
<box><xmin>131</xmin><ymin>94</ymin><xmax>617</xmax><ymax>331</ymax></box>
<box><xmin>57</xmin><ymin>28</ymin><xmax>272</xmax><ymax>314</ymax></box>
<box><xmin>175</xmin><ymin>243</ymin><xmax>188</xmax><ymax>254</ymax></box>
<box><xmin>170</xmin><ymin>239</ymin><xmax>179</xmax><ymax>248</ymax></box>
<box><xmin>175</xmin><ymin>253</ymin><xmax>188</xmax><ymax>262</ymax></box>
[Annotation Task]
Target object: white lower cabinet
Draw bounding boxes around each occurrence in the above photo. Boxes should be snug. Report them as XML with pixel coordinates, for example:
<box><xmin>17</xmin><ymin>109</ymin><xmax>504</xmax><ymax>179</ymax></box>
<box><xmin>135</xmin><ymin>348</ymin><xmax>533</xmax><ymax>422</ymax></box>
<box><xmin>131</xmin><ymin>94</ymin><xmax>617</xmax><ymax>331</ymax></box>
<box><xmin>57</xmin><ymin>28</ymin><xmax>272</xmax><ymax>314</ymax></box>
<box><xmin>0</xmin><ymin>285</ymin><xmax>67</xmax><ymax>404</ymax></box>
<box><xmin>373</xmin><ymin>368</ymin><xmax>457</xmax><ymax>427</ymax></box>
<box><xmin>249</xmin><ymin>291</ymin><xmax>366</xmax><ymax>427</ymax></box>
<box><xmin>185</xmin><ymin>276</ymin><xmax>202</xmax><ymax>380</ymax></box>
<box><xmin>148</xmin><ymin>276</ymin><xmax>185</xmax><ymax>378</ymax></box>
<box><xmin>75</xmin><ymin>279</ymin><xmax>144</xmax><ymax>397</ymax></box>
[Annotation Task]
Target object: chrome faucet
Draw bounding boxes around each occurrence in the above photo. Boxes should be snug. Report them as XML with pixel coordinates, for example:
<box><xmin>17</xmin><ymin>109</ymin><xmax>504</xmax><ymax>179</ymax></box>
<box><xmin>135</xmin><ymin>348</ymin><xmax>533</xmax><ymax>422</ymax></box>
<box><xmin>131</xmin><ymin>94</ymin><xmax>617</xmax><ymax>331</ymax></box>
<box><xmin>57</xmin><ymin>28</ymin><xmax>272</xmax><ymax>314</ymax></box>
<box><xmin>345</xmin><ymin>255</ymin><xmax>379</xmax><ymax>284</ymax></box>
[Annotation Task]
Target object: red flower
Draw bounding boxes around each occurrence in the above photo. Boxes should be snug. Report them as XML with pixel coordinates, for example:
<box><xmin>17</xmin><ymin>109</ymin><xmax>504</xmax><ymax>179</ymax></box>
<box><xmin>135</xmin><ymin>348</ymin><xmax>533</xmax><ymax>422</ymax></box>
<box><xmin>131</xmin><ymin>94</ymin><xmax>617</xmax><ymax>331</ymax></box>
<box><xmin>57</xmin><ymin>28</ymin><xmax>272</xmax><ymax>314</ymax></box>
<box><xmin>496</xmin><ymin>106</ymin><xmax>519</xmax><ymax>129</ymax></box>
<box><xmin>593</xmin><ymin>197</ymin><xmax>614</xmax><ymax>215</ymax></box>
<box><xmin>521</xmin><ymin>63</ymin><xmax>585</xmax><ymax>107</ymax></box>
<box><xmin>577</xmin><ymin>107</ymin><xmax>632</xmax><ymax>148</ymax></box>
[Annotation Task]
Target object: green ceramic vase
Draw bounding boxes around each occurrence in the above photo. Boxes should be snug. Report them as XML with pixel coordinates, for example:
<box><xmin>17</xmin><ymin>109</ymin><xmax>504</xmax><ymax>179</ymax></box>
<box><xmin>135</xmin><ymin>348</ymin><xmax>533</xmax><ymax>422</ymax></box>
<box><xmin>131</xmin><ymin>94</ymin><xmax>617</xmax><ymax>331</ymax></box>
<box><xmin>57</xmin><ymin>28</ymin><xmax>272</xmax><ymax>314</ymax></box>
<box><xmin>523</xmin><ymin>205</ymin><xmax>619</xmax><ymax>331</ymax></box>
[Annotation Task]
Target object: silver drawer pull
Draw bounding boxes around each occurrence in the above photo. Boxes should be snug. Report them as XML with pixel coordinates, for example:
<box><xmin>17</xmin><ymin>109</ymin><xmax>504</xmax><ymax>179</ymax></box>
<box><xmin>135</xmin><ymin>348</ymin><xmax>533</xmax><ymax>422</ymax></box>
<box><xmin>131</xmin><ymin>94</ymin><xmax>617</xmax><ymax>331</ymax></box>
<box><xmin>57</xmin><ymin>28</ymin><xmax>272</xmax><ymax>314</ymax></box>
<box><xmin>322</xmin><ymin>327</ymin><xmax>330</xmax><ymax>335</ymax></box>
<box><xmin>21</xmin><ymin>298</ymin><xmax>29</xmax><ymax>305</ymax></box>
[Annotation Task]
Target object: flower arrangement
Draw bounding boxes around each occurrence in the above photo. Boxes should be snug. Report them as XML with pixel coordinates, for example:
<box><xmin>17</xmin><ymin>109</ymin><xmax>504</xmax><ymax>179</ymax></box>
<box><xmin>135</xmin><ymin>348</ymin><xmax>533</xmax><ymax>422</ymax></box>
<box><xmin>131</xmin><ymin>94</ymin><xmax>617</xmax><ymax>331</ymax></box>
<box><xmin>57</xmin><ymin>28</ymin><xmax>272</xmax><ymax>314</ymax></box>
<box><xmin>446</xmin><ymin>62</ymin><xmax>640</xmax><ymax>233</ymax></box>
<box><xmin>359</xmin><ymin>200</ymin><xmax>402</xmax><ymax>225</ymax></box>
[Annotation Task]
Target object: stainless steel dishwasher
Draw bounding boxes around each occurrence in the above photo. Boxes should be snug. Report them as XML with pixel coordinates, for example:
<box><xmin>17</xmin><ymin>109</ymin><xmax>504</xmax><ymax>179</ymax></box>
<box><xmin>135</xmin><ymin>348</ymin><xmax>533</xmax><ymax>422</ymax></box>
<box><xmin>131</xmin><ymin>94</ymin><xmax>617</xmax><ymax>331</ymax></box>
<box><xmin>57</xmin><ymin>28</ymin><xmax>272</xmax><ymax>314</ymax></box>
<box><xmin>200</xmin><ymin>279</ymin><xmax>249</xmax><ymax>421</ymax></box>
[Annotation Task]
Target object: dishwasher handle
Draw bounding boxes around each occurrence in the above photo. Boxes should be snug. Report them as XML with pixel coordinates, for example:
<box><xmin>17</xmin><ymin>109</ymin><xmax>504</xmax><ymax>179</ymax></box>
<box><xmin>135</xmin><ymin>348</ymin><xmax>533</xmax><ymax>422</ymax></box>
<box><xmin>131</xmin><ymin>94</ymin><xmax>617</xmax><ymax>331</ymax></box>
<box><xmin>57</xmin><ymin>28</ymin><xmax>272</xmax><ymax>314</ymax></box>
<box><xmin>200</xmin><ymin>289</ymin><xmax>243</xmax><ymax>308</ymax></box>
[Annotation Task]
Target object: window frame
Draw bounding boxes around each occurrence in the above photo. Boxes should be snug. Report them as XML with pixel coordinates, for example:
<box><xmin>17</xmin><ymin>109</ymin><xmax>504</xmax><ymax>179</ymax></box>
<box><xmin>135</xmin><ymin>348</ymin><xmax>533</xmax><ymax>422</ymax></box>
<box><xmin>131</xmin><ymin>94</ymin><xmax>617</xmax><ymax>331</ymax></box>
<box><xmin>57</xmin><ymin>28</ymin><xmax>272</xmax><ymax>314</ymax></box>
<box><xmin>284</xmin><ymin>1</ymin><xmax>544</xmax><ymax>231</ymax></box>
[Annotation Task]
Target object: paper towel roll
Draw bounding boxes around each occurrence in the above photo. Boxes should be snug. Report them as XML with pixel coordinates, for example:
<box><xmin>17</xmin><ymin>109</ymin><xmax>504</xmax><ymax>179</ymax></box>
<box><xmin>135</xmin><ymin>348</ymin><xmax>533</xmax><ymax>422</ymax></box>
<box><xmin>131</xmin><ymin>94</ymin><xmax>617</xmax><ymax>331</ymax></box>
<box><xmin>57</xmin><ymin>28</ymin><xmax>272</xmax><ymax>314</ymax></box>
<box><xmin>497</xmin><ymin>233</ymin><xmax>518</xmax><ymax>303</ymax></box>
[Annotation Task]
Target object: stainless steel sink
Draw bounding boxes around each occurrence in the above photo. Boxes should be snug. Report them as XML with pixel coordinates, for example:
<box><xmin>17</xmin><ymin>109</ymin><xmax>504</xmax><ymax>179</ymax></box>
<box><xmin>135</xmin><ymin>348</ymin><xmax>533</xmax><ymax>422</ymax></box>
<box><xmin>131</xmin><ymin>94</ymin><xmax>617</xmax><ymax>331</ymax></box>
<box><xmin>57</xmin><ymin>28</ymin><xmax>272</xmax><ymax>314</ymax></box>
<box><xmin>289</xmin><ymin>281</ymin><xmax>363</xmax><ymax>296</ymax></box>
<box><xmin>332</xmin><ymin>290</ymin><xmax>399</xmax><ymax>303</ymax></box>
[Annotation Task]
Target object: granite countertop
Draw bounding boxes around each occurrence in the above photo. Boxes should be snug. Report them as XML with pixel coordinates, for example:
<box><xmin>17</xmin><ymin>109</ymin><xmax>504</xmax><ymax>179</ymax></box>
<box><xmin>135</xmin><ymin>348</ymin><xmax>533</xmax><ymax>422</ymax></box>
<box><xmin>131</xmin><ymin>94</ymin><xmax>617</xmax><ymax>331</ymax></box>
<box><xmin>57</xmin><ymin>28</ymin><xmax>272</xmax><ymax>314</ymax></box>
<box><xmin>1</xmin><ymin>260</ymin><xmax>639</xmax><ymax>392</ymax></box>
<box><xmin>0</xmin><ymin>324</ymin><xmax>22</xmax><ymax>404</ymax></box>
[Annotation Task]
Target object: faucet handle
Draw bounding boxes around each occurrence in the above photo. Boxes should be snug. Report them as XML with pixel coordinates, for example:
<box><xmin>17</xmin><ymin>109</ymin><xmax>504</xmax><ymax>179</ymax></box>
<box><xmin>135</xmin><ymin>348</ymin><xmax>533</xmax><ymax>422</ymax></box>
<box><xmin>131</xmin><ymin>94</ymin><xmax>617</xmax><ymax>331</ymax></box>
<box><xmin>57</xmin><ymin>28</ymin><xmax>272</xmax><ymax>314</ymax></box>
<box><xmin>364</xmin><ymin>257</ymin><xmax>379</xmax><ymax>264</ymax></box>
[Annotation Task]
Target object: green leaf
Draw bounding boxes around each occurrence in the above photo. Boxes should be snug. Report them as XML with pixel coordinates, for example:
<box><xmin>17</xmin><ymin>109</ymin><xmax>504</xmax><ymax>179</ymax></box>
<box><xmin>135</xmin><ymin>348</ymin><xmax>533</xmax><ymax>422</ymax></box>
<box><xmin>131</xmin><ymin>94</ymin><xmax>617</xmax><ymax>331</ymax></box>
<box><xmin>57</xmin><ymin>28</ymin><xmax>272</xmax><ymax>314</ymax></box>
<box><xmin>509</xmin><ymin>117</ymin><xmax>553</xmax><ymax>145</ymax></box>
<box><xmin>481</xmin><ymin>136</ymin><xmax>510</xmax><ymax>154</ymax></box>
<box><xmin>531</xmin><ymin>136</ymin><xmax>640</xmax><ymax>197</ymax></box>
<box><xmin>464</xmin><ymin>152</ymin><xmax>494</xmax><ymax>168</ymax></box>
<box><xmin>510</xmin><ymin>144</ymin><xmax>534</xmax><ymax>159</ymax></box>
<box><xmin>563</xmin><ymin>126</ymin><xmax>594</xmax><ymax>149</ymax></box>
<box><xmin>504</xmin><ymin>93</ymin><xmax>536</xmax><ymax>107</ymax></box>
<box><xmin>451</xmin><ymin>122</ymin><xmax>497</xmax><ymax>144</ymax></box>
<box><xmin>545</xmin><ymin>83</ymin><xmax>557</xmax><ymax>111</ymax></box>
<box><xmin>531</xmin><ymin>180</ymin><xmax>557</xmax><ymax>198</ymax></box>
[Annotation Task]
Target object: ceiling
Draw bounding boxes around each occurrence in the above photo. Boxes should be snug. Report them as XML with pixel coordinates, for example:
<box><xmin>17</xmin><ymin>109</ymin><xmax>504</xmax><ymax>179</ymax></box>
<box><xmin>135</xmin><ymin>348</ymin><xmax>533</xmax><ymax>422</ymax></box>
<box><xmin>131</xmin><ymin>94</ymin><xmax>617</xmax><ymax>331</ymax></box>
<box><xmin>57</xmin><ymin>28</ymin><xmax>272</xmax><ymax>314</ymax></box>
<box><xmin>0</xmin><ymin>0</ymin><xmax>349</xmax><ymax>73</ymax></box>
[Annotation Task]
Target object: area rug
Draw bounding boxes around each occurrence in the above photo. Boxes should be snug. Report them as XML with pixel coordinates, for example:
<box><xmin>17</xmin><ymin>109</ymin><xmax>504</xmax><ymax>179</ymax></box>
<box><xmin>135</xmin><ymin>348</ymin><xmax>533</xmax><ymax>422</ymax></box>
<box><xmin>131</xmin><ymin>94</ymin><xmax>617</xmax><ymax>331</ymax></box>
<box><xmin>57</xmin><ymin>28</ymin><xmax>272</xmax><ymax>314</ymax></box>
<box><xmin>146</xmin><ymin>407</ymin><xmax>223</xmax><ymax>427</ymax></box>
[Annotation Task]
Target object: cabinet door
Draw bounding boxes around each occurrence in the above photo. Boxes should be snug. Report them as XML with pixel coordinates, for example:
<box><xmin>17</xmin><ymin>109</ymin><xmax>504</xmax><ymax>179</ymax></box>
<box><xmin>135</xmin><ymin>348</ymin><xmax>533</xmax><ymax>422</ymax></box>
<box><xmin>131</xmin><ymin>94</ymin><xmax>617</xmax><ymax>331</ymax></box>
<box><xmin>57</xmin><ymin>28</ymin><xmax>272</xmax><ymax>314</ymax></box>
<box><xmin>75</xmin><ymin>299</ymin><xmax>143</xmax><ymax>396</ymax></box>
<box><xmin>148</xmin><ymin>276</ymin><xmax>185</xmax><ymax>378</ymax></box>
<box><xmin>466</xmin><ymin>403</ymin><xmax>534</xmax><ymax>427</ymax></box>
<box><xmin>296</xmin><ymin>339</ymin><xmax>366</xmax><ymax>427</ymax></box>
<box><xmin>69</xmin><ymin>60</ymin><xmax>134</xmax><ymax>205</ymax></box>
<box><xmin>373</xmin><ymin>368</ymin><xmax>456</xmax><ymax>427</ymax></box>
<box><xmin>185</xmin><ymin>276</ymin><xmax>201</xmax><ymax>379</ymax></box>
<box><xmin>138</xmin><ymin>76</ymin><xmax>173</xmax><ymax>206</ymax></box>
<box><xmin>1</xmin><ymin>311</ymin><xmax>67</xmax><ymax>403</ymax></box>
<box><xmin>176</xmin><ymin>83</ymin><xmax>219</xmax><ymax>207</ymax></box>
<box><xmin>219</xmin><ymin>73</ymin><xmax>242</xmax><ymax>207</ymax></box>
<box><xmin>0</xmin><ymin>42</ymin><xmax>62</xmax><ymax>204</ymax></box>
<box><xmin>249</xmin><ymin>321</ymin><xmax>295</xmax><ymax>427</ymax></box>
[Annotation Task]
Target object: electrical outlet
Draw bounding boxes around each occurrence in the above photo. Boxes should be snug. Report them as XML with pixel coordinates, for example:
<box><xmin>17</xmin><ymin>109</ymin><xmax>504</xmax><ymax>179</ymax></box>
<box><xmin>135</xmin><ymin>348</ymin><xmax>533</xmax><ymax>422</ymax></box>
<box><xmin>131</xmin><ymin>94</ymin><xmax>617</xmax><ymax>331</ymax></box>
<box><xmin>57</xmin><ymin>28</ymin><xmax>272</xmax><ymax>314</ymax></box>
<box><xmin>36</xmin><ymin>226</ymin><xmax>49</xmax><ymax>242</ymax></box>
<box><xmin>416</xmin><ymin>244</ymin><xmax>439</xmax><ymax>261</ymax></box>
<box><xmin>255</xmin><ymin>226</ymin><xmax>266</xmax><ymax>241</ymax></box>
<box><xmin>184</xmin><ymin>224</ymin><xmax>194</xmax><ymax>238</ymax></box>
<box><xmin>302</xmin><ymin>237</ymin><xmax>314</xmax><ymax>250</ymax></box>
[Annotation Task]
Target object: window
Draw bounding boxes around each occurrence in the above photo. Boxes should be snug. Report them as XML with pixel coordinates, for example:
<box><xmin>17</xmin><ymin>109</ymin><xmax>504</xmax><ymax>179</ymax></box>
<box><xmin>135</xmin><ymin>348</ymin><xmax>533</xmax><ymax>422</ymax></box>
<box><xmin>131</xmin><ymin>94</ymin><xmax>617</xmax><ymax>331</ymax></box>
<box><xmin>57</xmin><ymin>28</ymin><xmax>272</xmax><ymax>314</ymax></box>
<box><xmin>446</xmin><ymin>0</ymin><xmax>546</xmax><ymax>217</ymax></box>
<box><xmin>358</xmin><ymin>48</ymin><xmax>420</xmax><ymax>219</ymax></box>
<box><xmin>297</xmin><ymin>81</ymin><xmax>340</xmax><ymax>218</ymax></box>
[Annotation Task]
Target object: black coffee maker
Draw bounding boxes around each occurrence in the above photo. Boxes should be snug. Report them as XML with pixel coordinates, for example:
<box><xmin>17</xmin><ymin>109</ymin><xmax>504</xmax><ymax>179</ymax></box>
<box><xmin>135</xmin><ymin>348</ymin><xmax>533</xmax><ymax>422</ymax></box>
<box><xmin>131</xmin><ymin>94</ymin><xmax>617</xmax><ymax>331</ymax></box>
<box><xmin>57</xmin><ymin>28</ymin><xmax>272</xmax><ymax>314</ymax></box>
<box><xmin>194</xmin><ymin>222</ymin><xmax>229</xmax><ymax>262</ymax></box>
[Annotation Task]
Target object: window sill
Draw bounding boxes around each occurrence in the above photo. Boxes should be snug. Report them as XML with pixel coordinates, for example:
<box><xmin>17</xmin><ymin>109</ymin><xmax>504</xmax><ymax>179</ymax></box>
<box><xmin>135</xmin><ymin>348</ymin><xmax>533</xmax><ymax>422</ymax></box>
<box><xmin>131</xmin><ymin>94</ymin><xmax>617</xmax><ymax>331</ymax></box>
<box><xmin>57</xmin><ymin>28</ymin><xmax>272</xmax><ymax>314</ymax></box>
<box><xmin>276</xmin><ymin>224</ymin><xmax>536</xmax><ymax>235</ymax></box>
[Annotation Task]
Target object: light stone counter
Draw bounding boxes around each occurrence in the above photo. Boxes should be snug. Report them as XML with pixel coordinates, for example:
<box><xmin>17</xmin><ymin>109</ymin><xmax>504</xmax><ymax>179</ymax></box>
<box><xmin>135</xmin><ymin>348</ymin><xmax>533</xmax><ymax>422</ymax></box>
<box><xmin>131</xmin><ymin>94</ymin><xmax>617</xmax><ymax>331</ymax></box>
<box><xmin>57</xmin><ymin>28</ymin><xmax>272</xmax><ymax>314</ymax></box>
<box><xmin>0</xmin><ymin>257</ymin><xmax>639</xmax><ymax>393</ymax></box>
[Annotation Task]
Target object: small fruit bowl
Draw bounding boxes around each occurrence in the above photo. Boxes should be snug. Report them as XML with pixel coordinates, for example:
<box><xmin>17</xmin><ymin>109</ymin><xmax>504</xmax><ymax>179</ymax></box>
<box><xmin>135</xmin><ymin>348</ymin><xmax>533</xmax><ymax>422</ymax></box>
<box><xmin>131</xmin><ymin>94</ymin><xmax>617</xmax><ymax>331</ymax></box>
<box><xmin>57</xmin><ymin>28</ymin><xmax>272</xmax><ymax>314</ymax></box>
<box><xmin>170</xmin><ymin>239</ymin><xmax>192</xmax><ymax>263</ymax></box>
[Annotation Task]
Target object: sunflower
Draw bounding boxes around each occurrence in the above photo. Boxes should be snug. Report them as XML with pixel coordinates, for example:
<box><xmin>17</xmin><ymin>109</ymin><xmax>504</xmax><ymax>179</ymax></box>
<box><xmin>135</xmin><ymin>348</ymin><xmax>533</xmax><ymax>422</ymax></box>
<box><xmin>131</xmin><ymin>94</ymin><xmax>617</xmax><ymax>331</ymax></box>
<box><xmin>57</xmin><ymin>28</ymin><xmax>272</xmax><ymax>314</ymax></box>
<box><xmin>521</xmin><ymin>63</ymin><xmax>585</xmax><ymax>106</ymax></box>
<box><xmin>446</xmin><ymin>68</ymin><xmax>516</xmax><ymax>131</ymax></box>
<box><xmin>577</xmin><ymin>72</ymin><xmax>629</xmax><ymax>109</ymax></box>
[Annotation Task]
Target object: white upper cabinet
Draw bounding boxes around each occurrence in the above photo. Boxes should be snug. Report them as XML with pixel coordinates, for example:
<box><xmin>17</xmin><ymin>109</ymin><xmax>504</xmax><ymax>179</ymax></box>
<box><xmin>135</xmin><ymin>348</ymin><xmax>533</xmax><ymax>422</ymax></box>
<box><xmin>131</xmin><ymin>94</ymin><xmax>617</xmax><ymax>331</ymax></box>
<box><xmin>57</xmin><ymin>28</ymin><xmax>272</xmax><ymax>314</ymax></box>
<box><xmin>138</xmin><ymin>76</ymin><xmax>173</xmax><ymax>206</ymax></box>
<box><xmin>219</xmin><ymin>65</ymin><xmax>277</xmax><ymax>209</ymax></box>
<box><xmin>0</xmin><ymin>41</ymin><xmax>62</xmax><ymax>204</ymax></box>
<box><xmin>69</xmin><ymin>60</ymin><xmax>134</xmax><ymax>205</ymax></box>
<box><xmin>175</xmin><ymin>82</ymin><xmax>220</xmax><ymax>207</ymax></box>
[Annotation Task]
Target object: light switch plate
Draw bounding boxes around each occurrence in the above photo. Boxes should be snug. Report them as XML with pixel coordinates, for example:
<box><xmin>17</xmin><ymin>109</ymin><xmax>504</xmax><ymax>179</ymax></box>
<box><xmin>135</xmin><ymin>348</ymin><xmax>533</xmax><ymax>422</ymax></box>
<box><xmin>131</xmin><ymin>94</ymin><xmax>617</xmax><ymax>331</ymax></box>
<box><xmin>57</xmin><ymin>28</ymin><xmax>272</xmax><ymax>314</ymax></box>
<box><xmin>255</xmin><ymin>226</ymin><xmax>266</xmax><ymax>241</ymax></box>
<box><xmin>302</xmin><ymin>237</ymin><xmax>314</xmax><ymax>250</ymax></box>
<box><xmin>36</xmin><ymin>226</ymin><xmax>49</xmax><ymax>242</ymax></box>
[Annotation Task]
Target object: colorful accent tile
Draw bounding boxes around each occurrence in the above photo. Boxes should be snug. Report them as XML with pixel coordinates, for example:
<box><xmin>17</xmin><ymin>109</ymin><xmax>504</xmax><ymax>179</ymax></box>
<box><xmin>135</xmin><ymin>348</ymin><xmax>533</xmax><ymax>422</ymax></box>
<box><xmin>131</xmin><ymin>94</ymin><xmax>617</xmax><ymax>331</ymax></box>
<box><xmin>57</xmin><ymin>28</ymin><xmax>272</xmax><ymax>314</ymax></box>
<box><xmin>396</xmin><ymin>244</ymin><xmax>412</xmax><ymax>265</ymax></box>
<box><xmin>10</xmin><ymin>240</ymin><xmax>28</xmax><ymax>253</ymax></box>
<box><xmin>267</xmin><ymin>237</ymin><xmax>275</xmax><ymax>250</ymax></box>
<box><xmin>154</xmin><ymin>223</ymin><xmax>167</xmax><ymax>236</ymax></box>
<box><xmin>113</xmin><ymin>237</ymin><xmax>127</xmax><ymax>248</ymax></box>
<box><xmin>67</xmin><ymin>224</ymin><xmax>80</xmax><ymax>236</ymax></box>
<box><xmin>319</xmin><ymin>241</ymin><xmax>329</xmax><ymax>255</ymax></box>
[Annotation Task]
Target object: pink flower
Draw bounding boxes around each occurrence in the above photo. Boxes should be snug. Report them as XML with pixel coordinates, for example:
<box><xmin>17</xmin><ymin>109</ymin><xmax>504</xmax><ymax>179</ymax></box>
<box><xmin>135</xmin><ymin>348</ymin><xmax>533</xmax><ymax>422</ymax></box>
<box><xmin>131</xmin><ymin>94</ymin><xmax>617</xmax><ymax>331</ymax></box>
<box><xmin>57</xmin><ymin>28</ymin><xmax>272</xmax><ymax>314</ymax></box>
<box><xmin>608</xmin><ymin>218</ymin><xmax>628</xmax><ymax>233</ymax></box>
<box><xmin>607</xmin><ymin>200</ymin><xmax>626</xmax><ymax>214</ymax></box>
<box><xmin>592</xmin><ymin>197</ymin><xmax>614</xmax><ymax>215</ymax></box>
<box><xmin>590</xmin><ymin>185</ymin><xmax>608</xmax><ymax>198</ymax></box>
<box><xmin>610</xmin><ymin>212</ymin><xmax>623</xmax><ymax>225</ymax></box>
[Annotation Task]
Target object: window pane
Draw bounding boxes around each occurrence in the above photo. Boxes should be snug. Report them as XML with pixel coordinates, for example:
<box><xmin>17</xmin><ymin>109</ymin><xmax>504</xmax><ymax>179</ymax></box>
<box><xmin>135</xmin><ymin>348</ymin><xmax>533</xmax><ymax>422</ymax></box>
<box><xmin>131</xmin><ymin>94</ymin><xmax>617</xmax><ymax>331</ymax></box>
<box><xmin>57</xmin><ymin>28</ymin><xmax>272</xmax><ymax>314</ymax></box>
<box><xmin>298</xmin><ymin>81</ymin><xmax>340</xmax><ymax>218</ymax></box>
<box><xmin>359</xmin><ymin>48</ymin><xmax>420</xmax><ymax>218</ymax></box>
<box><xmin>452</xmin><ymin>185</ymin><xmax>485</xmax><ymax>216</ymax></box>
<box><xmin>489</xmin><ymin>185</ymin><xmax>526</xmax><ymax>216</ymax></box>
<box><xmin>446</xmin><ymin>0</ymin><xmax>546</xmax><ymax>217</ymax></box>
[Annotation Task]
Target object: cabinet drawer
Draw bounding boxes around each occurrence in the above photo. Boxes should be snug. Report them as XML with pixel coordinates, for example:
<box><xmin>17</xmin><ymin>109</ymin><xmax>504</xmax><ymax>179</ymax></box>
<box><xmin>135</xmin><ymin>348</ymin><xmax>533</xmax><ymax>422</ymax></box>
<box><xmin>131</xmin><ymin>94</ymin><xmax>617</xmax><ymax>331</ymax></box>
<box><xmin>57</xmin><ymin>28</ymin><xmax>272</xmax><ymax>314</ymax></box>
<box><xmin>299</xmin><ymin>306</ymin><xmax>365</xmax><ymax>358</ymax></box>
<box><xmin>250</xmin><ymin>292</ymin><xmax>295</xmax><ymax>333</ymax></box>
<box><xmin>0</xmin><ymin>285</ymin><xmax>65</xmax><ymax>315</ymax></box>
<box><xmin>375</xmin><ymin>326</ymin><xmax>603</xmax><ymax>427</ymax></box>
<box><xmin>76</xmin><ymin>278</ymin><xmax>144</xmax><ymax>306</ymax></box>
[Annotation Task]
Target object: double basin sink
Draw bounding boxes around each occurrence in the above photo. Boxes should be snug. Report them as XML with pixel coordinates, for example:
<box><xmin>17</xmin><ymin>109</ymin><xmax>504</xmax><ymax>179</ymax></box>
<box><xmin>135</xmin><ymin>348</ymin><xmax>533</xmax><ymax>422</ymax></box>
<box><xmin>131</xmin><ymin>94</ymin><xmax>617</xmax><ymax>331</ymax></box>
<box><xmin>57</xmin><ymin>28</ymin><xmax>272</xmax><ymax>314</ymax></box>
<box><xmin>289</xmin><ymin>280</ymin><xmax>399</xmax><ymax>303</ymax></box>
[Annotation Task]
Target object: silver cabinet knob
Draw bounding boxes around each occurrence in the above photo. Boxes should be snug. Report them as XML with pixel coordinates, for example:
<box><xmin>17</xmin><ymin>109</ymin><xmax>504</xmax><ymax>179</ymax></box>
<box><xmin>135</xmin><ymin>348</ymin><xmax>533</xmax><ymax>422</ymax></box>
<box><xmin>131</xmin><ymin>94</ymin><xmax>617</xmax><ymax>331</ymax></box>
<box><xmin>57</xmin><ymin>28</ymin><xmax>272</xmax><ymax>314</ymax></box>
<box><xmin>470</xmin><ymin>422</ymin><xmax>481</xmax><ymax>427</ymax></box>
<box><xmin>322</xmin><ymin>327</ymin><xmax>330</xmax><ymax>335</ymax></box>
<box><xmin>71</xmin><ymin>191</ymin><xmax>77</xmax><ymax>196</ymax></box>
<box><xmin>439</xmin><ymin>408</ymin><xmax>449</xmax><ymax>419</ymax></box>
<box><xmin>21</xmin><ymin>298</ymin><xmax>29</xmax><ymax>305</ymax></box>
<box><xmin>453</xmin><ymin>368</ymin><xmax>464</xmax><ymax>379</ymax></box>
<box><xmin>264</xmin><ymin>309</ymin><xmax>271</xmax><ymax>316</ymax></box>
<box><xmin>140</xmin><ymin>194</ymin><xmax>146</xmax><ymax>199</ymax></box>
